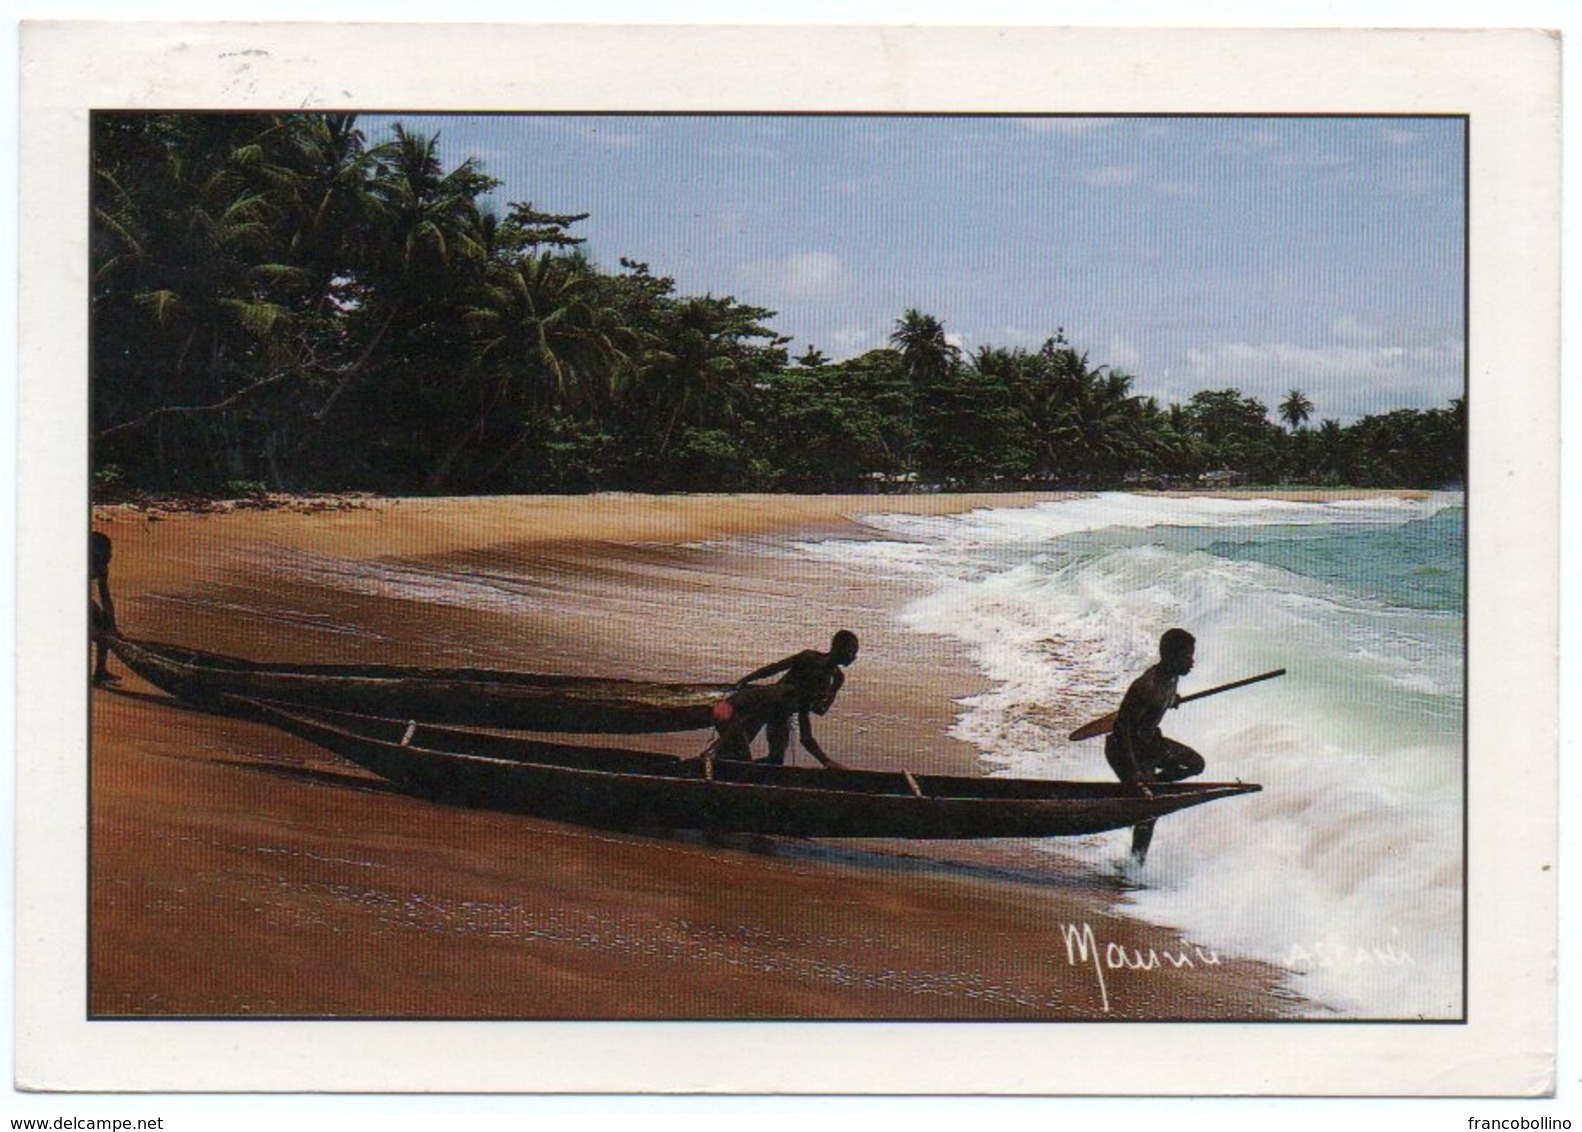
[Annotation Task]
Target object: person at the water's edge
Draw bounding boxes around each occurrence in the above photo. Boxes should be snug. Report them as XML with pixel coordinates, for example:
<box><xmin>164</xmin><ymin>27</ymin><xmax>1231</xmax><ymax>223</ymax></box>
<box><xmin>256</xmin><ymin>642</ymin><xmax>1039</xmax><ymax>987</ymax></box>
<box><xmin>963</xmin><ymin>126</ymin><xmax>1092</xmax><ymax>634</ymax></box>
<box><xmin>90</xmin><ymin>531</ymin><xmax>118</xmax><ymax>684</ymax></box>
<box><xmin>1105</xmin><ymin>628</ymin><xmax>1205</xmax><ymax>865</ymax></box>
<box><xmin>711</xmin><ymin>631</ymin><xmax>859</xmax><ymax>770</ymax></box>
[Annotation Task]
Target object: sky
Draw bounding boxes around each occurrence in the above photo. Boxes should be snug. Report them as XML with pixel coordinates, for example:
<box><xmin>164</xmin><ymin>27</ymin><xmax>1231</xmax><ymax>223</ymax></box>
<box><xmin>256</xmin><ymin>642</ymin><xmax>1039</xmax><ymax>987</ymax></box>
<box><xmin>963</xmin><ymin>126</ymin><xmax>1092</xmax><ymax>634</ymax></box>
<box><xmin>366</xmin><ymin>113</ymin><xmax>1465</xmax><ymax>424</ymax></box>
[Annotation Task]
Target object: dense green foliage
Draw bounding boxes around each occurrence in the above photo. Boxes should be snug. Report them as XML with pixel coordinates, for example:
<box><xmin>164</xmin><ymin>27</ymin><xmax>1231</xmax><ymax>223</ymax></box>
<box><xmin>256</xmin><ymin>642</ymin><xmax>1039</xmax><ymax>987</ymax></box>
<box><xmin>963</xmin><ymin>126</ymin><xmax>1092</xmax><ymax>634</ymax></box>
<box><xmin>92</xmin><ymin>113</ymin><xmax>1465</xmax><ymax>496</ymax></box>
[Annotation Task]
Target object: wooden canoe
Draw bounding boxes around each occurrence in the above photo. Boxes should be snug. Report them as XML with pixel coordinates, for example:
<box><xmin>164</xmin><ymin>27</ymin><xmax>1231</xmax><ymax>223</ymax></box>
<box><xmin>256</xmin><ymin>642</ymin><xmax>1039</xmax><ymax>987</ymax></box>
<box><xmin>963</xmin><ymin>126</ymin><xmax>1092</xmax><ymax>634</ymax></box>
<box><xmin>239</xmin><ymin>698</ymin><xmax>1263</xmax><ymax>839</ymax></box>
<box><xmin>105</xmin><ymin>634</ymin><xmax>731</xmax><ymax>733</ymax></box>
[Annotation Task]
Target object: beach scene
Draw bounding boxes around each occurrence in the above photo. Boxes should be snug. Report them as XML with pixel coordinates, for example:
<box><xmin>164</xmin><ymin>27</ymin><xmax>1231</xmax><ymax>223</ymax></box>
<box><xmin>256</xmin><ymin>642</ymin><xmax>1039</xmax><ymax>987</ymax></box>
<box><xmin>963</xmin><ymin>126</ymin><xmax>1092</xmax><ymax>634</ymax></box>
<box><xmin>88</xmin><ymin>113</ymin><xmax>1465</xmax><ymax>1023</ymax></box>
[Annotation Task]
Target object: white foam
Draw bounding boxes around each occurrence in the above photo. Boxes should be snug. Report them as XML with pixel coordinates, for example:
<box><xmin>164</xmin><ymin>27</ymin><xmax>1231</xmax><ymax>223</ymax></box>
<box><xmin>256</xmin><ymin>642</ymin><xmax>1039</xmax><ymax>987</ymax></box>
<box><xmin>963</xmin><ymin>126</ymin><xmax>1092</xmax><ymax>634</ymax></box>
<box><xmin>807</xmin><ymin>491</ymin><xmax>1461</xmax><ymax>553</ymax></box>
<box><xmin>254</xmin><ymin>493</ymin><xmax>1464</xmax><ymax>1017</ymax></box>
<box><xmin>253</xmin><ymin>547</ymin><xmax>551</xmax><ymax>615</ymax></box>
<box><xmin>795</xmin><ymin>492</ymin><xmax>1465</xmax><ymax>1018</ymax></box>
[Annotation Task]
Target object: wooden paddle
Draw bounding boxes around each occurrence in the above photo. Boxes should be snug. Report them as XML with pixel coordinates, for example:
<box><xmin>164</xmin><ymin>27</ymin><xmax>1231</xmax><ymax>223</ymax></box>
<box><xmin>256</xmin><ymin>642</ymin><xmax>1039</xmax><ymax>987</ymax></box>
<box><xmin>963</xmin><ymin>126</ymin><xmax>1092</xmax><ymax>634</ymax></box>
<box><xmin>1067</xmin><ymin>668</ymin><xmax>1287</xmax><ymax>741</ymax></box>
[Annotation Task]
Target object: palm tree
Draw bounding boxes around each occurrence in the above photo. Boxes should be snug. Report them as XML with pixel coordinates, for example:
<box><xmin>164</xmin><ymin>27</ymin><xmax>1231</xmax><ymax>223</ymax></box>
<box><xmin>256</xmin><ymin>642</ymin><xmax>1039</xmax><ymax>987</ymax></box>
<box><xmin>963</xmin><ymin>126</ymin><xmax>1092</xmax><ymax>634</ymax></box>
<box><xmin>973</xmin><ymin>345</ymin><xmax>1047</xmax><ymax>478</ymax></box>
<box><xmin>1071</xmin><ymin>367</ymin><xmax>1147</xmax><ymax>484</ymax></box>
<box><xmin>1314</xmin><ymin>418</ymin><xmax>1346</xmax><ymax>483</ymax></box>
<box><xmin>93</xmin><ymin>113</ymin><xmax>341</xmax><ymax>486</ymax></box>
<box><xmin>666</xmin><ymin>296</ymin><xmax>772</xmax><ymax>446</ymax></box>
<box><xmin>466</xmin><ymin>251</ymin><xmax>633</xmax><ymax>408</ymax></box>
<box><xmin>1158</xmin><ymin>402</ymin><xmax>1207</xmax><ymax>480</ymax></box>
<box><xmin>1279</xmin><ymin>388</ymin><xmax>1315</xmax><ymax>433</ymax></box>
<box><xmin>889</xmin><ymin>308</ymin><xmax>960</xmax><ymax>392</ymax></box>
<box><xmin>422</xmin><ymin>251</ymin><xmax>633</xmax><ymax>491</ymax></box>
<box><xmin>299</xmin><ymin>123</ymin><xmax>497</xmax><ymax>479</ymax></box>
<box><xmin>1017</xmin><ymin>336</ymin><xmax>1147</xmax><ymax>485</ymax></box>
<box><xmin>888</xmin><ymin>309</ymin><xmax>960</xmax><ymax>477</ymax></box>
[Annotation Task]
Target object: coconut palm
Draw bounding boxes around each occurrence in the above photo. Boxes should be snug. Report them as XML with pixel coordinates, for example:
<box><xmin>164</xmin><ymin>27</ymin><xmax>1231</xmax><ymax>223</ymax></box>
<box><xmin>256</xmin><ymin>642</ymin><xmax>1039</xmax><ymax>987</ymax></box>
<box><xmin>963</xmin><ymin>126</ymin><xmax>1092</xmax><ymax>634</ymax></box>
<box><xmin>464</xmin><ymin>251</ymin><xmax>634</xmax><ymax>409</ymax></box>
<box><xmin>889</xmin><ymin>308</ymin><xmax>961</xmax><ymax>392</ymax></box>
<box><xmin>887</xmin><ymin>309</ymin><xmax>961</xmax><ymax>477</ymax></box>
<box><xmin>1312</xmin><ymin>418</ymin><xmax>1346</xmax><ymax>483</ymax></box>
<box><xmin>93</xmin><ymin>113</ymin><xmax>356</xmax><ymax>486</ymax></box>
<box><xmin>1279</xmin><ymin>388</ymin><xmax>1315</xmax><ymax>432</ymax></box>
<box><xmin>649</xmin><ymin>295</ymin><xmax>782</xmax><ymax>450</ymax></box>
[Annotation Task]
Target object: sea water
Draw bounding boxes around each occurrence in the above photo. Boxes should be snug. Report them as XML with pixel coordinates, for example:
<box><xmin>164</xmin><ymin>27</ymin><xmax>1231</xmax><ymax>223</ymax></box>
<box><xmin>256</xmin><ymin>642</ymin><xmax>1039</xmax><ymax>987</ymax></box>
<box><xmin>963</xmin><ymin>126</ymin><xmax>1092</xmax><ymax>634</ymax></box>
<box><xmin>793</xmin><ymin>492</ymin><xmax>1465</xmax><ymax>1019</ymax></box>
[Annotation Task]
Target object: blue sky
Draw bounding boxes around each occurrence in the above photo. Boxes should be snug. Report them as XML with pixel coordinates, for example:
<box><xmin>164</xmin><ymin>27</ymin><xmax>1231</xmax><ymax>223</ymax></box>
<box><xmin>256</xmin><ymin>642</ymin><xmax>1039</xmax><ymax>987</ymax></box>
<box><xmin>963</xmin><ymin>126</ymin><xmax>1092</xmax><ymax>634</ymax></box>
<box><xmin>366</xmin><ymin>114</ymin><xmax>1464</xmax><ymax>424</ymax></box>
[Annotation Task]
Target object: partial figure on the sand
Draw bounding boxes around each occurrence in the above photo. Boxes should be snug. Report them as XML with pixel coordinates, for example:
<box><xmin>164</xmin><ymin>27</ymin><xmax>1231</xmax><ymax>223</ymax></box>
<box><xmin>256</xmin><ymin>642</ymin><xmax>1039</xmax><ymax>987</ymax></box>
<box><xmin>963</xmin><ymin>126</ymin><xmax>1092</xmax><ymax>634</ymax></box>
<box><xmin>711</xmin><ymin>630</ymin><xmax>859</xmax><ymax>770</ymax></box>
<box><xmin>1104</xmin><ymin>628</ymin><xmax>1205</xmax><ymax>866</ymax></box>
<box><xmin>90</xmin><ymin>530</ymin><xmax>118</xmax><ymax>684</ymax></box>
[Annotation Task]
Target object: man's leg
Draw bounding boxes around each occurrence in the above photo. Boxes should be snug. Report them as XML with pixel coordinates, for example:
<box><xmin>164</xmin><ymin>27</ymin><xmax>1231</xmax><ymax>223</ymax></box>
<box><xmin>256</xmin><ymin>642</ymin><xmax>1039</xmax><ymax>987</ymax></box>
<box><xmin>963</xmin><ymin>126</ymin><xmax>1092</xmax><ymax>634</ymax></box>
<box><xmin>715</xmin><ymin>717</ymin><xmax>763</xmax><ymax>761</ymax></box>
<box><xmin>1151</xmin><ymin>738</ymin><xmax>1205</xmax><ymax>782</ymax></box>
<box><xmin>1126</xmin><ymin>740</ymin><xmax>1201</xmax><ymax>867</ymax></box>
<box><xmin>1130</xmin><ymin>819</ymin><xmax>1156</xmax><ymax>866</ymax></box>
<box><xmin>91</xmin><ymin>602</ymin><xmax>112</xmax><ymax>683</ymax></box>
<box><xmin>763</xmin><ymin>715</ymin><xmax>792</xmax><ymax>765</ymax></box>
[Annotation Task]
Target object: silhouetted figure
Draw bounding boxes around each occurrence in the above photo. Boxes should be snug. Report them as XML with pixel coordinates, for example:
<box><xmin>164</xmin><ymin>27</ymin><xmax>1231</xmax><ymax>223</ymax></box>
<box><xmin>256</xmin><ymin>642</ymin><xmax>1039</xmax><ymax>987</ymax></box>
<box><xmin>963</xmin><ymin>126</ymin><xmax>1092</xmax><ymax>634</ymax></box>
<box><xmin>1105</xmin><ymin>628</ymin><xmax>1205</xmax><ymax>865</ymax></box>
<box><xmin>712</xmin><ymin>631</ymin><xmax>859</xmax><ymax>770</ymax></box>
<box><xmin>90</xmin><ymin>531</ymin><xmax>118</xmax><ymax>684</ymax></box>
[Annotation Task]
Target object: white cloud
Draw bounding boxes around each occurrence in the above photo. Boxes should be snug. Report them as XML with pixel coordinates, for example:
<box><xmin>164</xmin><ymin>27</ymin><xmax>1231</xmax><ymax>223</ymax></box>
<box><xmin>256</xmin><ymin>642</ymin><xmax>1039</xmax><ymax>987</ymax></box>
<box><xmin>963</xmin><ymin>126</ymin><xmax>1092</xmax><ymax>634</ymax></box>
<box><xmin>1184</xmin><ymin>339</ymin><xmax>1458</xmax><ymax>381</ymax></box>
<box><xmin>1105</xmin><ymin>335</ymin><xmax>1144</xmax><ymax>370</ymax></box>
<box><xmin>1177</xmin><ymin>339</ymin><xmax>1464</xmax><ymax>419</ymax></box>
<box><xmin>828</xmin><ymin>326</ymin><xmax>881</xmax><ymax>358</ymax></box>
<box><xmin>745</xmin><ymin>251</ymin><xmax>846</xmax><ymax>301</ymax></box>
<box><xmin>780</xmin><ymin>252</ymin><xmax>845</xmax><ymax>299</ymax></box>
<box><xmin>1384</xmin><ymin>154</ymin><xmax>1447</xmax><ymax>198</ymax></box>
<box><xmin>1330</xmin><ymin>315</ymin><xmax>1379</xmax><ymax>342</ymax></box>
<box><xmin>981</xmin><ymin>324</ymin><xmax>1042</xmax><ymax>349</ymax></box>
<box><xmin>1377</xmin><ymin>124</ymin><xmax>1422</xmax><ymax>146</ymax></box>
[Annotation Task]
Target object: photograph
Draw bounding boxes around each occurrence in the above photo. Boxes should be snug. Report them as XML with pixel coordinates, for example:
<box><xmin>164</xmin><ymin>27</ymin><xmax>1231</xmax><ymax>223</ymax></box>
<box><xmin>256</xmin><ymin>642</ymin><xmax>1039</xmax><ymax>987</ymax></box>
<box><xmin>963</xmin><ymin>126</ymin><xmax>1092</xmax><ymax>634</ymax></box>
<box><xmin>85</xmin><ymin>110</ymin><xmax>1467</xmax><ymax>1025</ymax></box>
<box><xmin>11</xmin><ymin>20</ymin><xmax>1559</xmax><ymax>1103</ymax></box>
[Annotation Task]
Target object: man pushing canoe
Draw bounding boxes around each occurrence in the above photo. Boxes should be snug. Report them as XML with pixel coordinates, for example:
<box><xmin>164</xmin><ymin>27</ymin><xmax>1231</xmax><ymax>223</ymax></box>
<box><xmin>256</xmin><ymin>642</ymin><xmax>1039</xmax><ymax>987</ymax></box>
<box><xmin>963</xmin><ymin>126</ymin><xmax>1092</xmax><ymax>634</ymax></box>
<box><xmin>1105</xmin><ymin>628</ymin><xmax>1205</xmax><ymax>866</ymax></box>
<box><xmin>1075</xmin><ymin>635</ymin><xmax>1285</xmax><ymax>865</ymax></box>
<box><xmin>711</xmin><ymin>630</ymin><xmax>859</xmax><ymax>770</ymax></box>
<box><xmin>90</xmin><ymin>530</ymin><xmax>119</xmax><ymax>684</ymax></box>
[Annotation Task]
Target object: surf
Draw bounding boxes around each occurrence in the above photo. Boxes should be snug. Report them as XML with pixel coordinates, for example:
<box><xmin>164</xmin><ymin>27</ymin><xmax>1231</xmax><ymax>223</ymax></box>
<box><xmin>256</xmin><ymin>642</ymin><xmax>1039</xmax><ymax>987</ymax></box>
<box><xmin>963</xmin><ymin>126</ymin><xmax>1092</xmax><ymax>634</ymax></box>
<box><xmin>796</xmin><ymin>491</ymin><xmax>1465</xmax><ymax>1019</ymax></box>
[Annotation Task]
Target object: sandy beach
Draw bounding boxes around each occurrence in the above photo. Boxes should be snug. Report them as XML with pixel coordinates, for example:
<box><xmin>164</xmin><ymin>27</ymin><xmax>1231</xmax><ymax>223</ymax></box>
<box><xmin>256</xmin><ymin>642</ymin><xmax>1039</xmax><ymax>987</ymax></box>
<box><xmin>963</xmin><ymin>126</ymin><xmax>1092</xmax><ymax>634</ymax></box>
<box><xmin>89</xmin><ymin>492</ymin><xmax>1304</xmax><ymax>1020</ymax></box>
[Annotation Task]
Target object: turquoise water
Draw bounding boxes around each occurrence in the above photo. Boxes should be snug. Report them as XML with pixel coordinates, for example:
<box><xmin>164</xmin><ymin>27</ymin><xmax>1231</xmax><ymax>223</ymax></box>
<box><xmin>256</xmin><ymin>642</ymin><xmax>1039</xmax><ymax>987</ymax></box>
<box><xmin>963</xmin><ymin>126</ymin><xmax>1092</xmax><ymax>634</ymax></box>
<box><xmin>797</xmin><ymin>492</ymin><xmax>1465</xmax><ymax>1018</ymax></box>
<box><xmin>1205</xmin><ymin>507</ymin><xmax>1464</xmax><ymax>613</ymax></box>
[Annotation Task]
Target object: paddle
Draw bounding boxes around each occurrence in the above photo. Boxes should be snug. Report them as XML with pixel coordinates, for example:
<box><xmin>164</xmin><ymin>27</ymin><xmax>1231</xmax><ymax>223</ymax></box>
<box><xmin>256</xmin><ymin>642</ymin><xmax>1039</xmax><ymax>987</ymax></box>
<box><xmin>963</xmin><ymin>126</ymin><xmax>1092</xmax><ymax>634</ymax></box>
<box><xmin>1067</xmin><ymin>668</ymin><xmax>1287</xmax><ymax>741</ymax></box>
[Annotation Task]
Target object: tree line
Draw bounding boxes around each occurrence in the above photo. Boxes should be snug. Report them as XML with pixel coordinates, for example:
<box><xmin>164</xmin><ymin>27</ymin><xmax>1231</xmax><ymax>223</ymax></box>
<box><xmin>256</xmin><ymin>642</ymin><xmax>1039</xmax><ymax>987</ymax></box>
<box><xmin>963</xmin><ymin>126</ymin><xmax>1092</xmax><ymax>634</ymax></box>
<box><xmin>91</xmin><ymin>112</ymin><xmax>1465</xmax><ymax>498</ymax></box>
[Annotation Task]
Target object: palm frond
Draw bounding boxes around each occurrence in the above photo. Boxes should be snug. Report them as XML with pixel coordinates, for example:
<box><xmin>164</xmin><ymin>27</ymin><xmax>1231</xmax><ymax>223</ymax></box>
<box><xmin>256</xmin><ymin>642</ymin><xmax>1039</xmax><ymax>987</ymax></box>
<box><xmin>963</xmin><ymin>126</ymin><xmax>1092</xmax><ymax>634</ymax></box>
<box><xmin>133</xmin><ymin>289</ymin><xmax>182</xmax><ymax>327</ymax></box>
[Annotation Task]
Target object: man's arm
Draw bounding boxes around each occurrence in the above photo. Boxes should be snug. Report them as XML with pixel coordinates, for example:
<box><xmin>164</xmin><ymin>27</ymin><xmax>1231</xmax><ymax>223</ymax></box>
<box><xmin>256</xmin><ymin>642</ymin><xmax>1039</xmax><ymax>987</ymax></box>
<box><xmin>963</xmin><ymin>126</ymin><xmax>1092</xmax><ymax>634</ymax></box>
<box><xmin>810</xmin><ymin>667</ymin><xmax>845</xmax><ymax>714</ymax></box>
<box><xmin>1110</xmin><ymin>684</ymin><xmax>1153</xmax><ymax>797</ymax></box>
<box><xmin>796</xmin><ymin>709</ymin><xmax>848</xmax><ymax>771</ymax></box>
<box><xmin>736</xmin><ymin>653</ymin><xmax>798</xmax><ymax>686</ymax></box>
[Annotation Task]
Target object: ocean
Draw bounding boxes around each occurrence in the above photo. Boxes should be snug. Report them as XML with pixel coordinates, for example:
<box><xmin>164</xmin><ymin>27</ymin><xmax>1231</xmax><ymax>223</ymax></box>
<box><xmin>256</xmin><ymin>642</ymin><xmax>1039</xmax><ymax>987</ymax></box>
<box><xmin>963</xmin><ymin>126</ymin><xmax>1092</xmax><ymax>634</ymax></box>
<box><xmin>794</xmin><ymin>492</ymin><xmax>1466</xmax><ymax>1020</ymax></box>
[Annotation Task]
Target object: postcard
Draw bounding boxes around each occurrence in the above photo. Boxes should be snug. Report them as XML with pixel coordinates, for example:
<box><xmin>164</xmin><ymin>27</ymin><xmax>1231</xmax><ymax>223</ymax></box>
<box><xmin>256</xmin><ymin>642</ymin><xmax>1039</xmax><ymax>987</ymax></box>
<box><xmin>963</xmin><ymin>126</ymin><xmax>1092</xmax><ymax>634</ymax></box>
<box><xmin>15</xmin><ymin>21</ymin><xmax>1559</xmax><ymax>1095</ymax></box>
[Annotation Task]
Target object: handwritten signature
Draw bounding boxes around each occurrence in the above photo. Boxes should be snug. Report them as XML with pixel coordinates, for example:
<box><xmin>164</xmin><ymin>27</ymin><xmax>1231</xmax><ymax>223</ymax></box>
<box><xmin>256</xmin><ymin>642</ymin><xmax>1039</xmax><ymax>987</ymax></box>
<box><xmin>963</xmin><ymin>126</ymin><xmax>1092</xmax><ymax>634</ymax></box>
<box><xmin>1283</xmin><ymin>932</ymin><xmax>1416</xmax><ymax>972</ymax></box>
<box><xmin>1056</xmin><ymin>921</ymin><xmax>1221</xmax><ymax>1014</ymax></box>
<box><xmin>1056</xmin><ymin>922</ymin><xmax>1415</xmax><ymax>1013</ymax></box>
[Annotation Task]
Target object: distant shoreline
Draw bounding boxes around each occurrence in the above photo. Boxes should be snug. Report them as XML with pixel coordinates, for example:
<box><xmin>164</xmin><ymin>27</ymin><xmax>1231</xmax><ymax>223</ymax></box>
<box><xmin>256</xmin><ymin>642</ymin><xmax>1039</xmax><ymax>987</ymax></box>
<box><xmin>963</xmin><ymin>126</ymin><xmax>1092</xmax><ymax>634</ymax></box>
<box><xmin>92</xmin><ymin>483</ymin><xmax>1438</xmax><ymax>519</ymax></box>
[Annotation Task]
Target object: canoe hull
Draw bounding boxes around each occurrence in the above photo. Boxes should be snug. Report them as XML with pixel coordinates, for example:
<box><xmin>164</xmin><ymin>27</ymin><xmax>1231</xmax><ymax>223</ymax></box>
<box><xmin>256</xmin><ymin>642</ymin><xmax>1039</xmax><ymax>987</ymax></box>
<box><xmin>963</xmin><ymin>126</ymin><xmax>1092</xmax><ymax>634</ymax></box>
<box><xmin>247</xmin><ymin>700</ymin><xmax>1263</xmax><ymax>840</ymax></box>
<box><xmin>107</xmin><ymin>635</ymin><xmax>729</xmax><ymax>733</ymax></box>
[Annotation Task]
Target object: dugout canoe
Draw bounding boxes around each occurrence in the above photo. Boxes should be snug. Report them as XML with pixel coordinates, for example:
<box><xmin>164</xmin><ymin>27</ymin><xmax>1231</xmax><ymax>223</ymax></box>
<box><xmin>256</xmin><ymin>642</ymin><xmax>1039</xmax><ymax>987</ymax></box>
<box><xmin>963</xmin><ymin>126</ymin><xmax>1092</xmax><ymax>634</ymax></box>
<box><xmin>104</xmin><ymin>634</ymin><xmax>730</xmax><ymax>733</ymax></box>
<box><xmin>238</xmin><ymin>698</ymin><xmax>1263</xmax><ymax>839</ymax></box>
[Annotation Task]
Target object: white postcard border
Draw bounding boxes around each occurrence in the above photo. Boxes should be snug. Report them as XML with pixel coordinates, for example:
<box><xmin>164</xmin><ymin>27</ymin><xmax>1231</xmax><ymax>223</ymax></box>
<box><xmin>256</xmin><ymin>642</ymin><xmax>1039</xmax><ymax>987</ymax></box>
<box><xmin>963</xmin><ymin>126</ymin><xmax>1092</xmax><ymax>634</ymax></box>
<box><xmin>15</xmin><ymin>22</ymin><xmax>1560</xmax><ymax>1095</ymax></box>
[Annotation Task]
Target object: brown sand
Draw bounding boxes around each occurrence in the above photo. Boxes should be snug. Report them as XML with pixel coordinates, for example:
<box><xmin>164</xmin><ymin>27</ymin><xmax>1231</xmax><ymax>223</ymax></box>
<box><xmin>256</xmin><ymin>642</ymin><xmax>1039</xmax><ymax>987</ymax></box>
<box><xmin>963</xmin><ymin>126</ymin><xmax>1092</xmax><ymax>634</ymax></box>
<box><xmin>89</xmin><ymin>492</ymin><xmax>1297</xmax><ymax>1020</ymax></box>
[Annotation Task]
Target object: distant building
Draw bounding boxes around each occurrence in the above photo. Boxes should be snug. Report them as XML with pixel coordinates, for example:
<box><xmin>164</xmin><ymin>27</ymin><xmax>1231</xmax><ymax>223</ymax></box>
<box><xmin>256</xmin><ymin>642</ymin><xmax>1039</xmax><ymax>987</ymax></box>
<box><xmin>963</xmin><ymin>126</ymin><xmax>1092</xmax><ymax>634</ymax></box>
<box><xmin>1198</xmin><ymin>469</ymin><xmax>1248</xmax><ymax>487</ymax></box>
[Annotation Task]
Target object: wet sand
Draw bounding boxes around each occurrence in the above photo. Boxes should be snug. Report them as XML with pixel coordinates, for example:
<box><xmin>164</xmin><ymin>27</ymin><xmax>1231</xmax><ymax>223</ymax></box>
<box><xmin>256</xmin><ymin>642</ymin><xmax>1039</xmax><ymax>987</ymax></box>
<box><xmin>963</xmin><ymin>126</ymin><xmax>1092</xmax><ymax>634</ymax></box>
<box><xmin>89</xmin><ymin>492</ymin><xmax>1296</xmax><ymax>1020</ymax></box>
